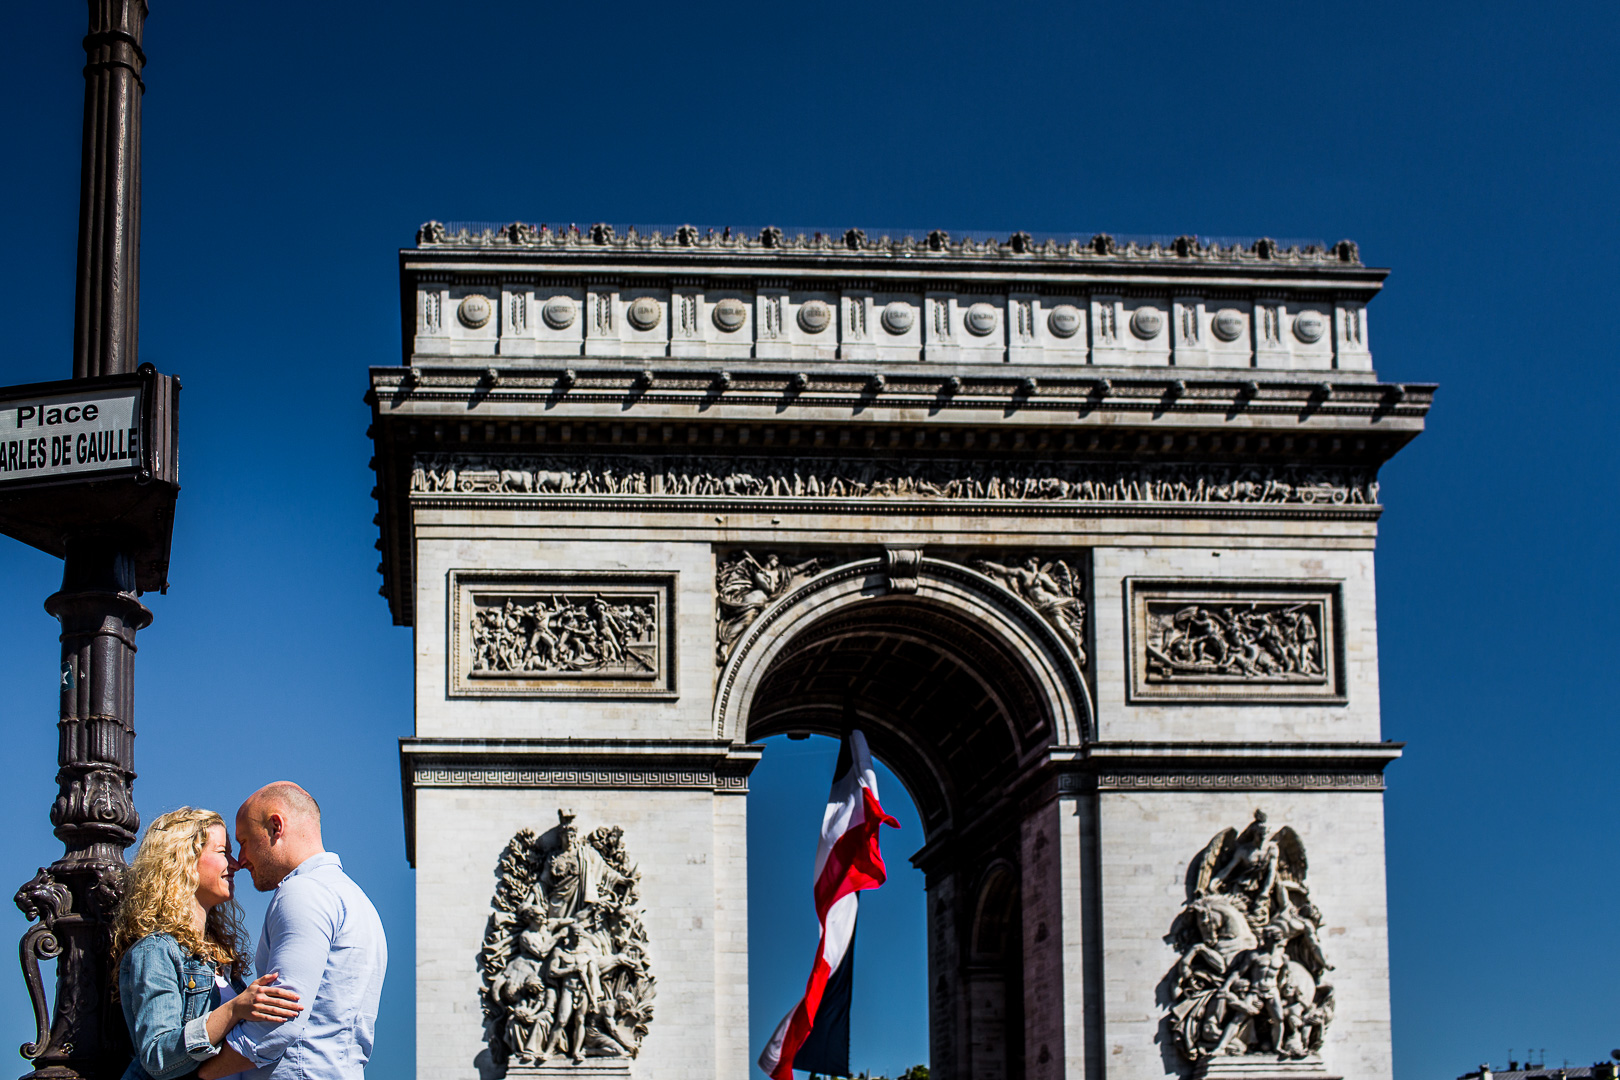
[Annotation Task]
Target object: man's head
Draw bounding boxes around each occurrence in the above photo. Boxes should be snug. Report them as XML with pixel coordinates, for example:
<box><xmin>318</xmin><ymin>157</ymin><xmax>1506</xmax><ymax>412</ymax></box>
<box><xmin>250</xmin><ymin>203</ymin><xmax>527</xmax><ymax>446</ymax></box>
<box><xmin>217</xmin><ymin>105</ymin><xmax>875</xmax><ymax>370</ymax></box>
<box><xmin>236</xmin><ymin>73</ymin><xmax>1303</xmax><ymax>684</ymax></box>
<box><xmin>235</xmin><ymin>781</ymin><xmax>324</xmax><ymax>891</ymax></box>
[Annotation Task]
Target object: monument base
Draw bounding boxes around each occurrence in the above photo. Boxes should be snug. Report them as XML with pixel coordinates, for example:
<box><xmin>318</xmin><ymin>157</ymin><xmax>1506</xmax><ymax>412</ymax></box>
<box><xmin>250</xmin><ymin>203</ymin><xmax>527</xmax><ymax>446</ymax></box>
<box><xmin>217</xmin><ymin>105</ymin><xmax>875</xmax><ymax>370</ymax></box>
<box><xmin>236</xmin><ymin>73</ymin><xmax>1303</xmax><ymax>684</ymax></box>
<box><xmin>508</xmin><ymin>1059</ymin><xmax>633</xmax><ymax>1080</ymax></box>
<box><xmin>1195</xmin><ymin>1057</ymin><xmax>1342</xmax><ymax>1080</ymax></box>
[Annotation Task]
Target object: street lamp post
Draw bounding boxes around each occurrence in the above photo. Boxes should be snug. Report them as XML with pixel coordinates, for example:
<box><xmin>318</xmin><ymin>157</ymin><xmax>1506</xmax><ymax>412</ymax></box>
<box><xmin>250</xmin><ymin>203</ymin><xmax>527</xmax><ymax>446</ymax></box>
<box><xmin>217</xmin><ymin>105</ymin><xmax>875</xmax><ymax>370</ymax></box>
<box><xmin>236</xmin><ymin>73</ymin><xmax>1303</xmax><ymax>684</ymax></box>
<box><xmin>9</xmin><ymin>4</ymin><xmax>176</xmax><ymax>1079</ymax></box>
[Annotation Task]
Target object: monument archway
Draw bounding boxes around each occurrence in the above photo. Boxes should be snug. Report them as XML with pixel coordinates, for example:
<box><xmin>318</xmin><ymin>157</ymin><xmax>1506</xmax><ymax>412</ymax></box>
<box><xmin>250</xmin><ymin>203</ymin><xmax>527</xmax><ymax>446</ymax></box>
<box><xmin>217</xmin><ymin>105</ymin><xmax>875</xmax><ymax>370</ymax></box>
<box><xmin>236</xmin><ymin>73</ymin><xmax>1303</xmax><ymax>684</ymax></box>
<box><xmin>725</xmin><ymin>557</ymin><xmax>1092</xmax><ymax>1077</ymax></box>
<box><xmin>373</xmin><ymin>222</ymin><xmax>1430</xmax><ymax>1080</ymax></box>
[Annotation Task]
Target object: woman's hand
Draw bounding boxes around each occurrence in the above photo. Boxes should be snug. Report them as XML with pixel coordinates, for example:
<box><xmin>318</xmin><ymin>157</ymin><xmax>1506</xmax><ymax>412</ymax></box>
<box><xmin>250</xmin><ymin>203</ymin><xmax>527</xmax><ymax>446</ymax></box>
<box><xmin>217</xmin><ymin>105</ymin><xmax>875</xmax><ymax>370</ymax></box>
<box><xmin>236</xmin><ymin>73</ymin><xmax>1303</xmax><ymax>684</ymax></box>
<box><xmin>230</xmin><ymin>972</ymin><xmax>302</xmax><ymax>1024</ymax></box>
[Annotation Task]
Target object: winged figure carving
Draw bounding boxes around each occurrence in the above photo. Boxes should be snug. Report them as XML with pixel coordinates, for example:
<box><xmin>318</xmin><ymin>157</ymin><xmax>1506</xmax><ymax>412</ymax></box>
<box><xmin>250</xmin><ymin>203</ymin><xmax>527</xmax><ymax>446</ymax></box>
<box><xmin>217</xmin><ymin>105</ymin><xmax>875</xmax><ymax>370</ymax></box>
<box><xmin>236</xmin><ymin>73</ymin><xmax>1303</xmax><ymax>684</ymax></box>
<box><xmin>1167</xmin><ymin>810</ymin><xmax>1334</xmax><ymax>1064</ymax></box>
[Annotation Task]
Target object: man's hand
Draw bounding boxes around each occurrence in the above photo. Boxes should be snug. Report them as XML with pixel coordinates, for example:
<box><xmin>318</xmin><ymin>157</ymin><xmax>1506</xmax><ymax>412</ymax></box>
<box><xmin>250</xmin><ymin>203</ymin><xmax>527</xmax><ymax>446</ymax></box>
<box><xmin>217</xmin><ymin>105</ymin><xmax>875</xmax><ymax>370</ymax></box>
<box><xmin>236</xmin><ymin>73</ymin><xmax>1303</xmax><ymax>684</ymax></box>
<box><xmin>198</xmin><ymin>1046</ymin><xmax>252</xmax><ymax>1080</ymax></box>
<box><xmin>232</xmin><ymin>972</ymin><xmax>302</xmax><ymax>1024</ymax></box>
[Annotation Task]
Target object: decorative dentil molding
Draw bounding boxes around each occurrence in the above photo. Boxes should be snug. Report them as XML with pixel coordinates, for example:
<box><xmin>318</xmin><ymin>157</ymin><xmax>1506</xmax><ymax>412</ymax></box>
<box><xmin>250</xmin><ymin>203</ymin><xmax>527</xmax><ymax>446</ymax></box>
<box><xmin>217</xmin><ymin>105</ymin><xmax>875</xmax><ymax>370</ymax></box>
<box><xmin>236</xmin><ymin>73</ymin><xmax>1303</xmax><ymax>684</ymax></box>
<box><xmin>1167</xmin><ymin>811</ymin><xmax>1335</xmax><ymax>1065</ymax></box>
<box><xmin>480</xmin><ymin>811</ymin><xmax>655</xmax><ymax>1068</ymax></box>
<box><xmin>412</xmin><ymin>454</ymin><xmax>1379</xmax><ymax>509</ymax></box>
<box><xmin>415</xmin><ymin>221</ymin><xmax>1364</xmax><ymax>268</ymax></box>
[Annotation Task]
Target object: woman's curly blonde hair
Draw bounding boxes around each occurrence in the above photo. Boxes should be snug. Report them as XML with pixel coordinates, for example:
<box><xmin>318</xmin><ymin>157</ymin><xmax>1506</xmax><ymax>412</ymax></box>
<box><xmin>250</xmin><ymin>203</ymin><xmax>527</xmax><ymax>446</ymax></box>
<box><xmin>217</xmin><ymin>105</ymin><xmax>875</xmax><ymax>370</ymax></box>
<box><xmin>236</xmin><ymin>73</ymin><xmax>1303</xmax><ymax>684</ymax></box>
<box><xmin>110</xmin><ymin>807</ymin><xmax>249</xmax><ymax>979</ymax></box>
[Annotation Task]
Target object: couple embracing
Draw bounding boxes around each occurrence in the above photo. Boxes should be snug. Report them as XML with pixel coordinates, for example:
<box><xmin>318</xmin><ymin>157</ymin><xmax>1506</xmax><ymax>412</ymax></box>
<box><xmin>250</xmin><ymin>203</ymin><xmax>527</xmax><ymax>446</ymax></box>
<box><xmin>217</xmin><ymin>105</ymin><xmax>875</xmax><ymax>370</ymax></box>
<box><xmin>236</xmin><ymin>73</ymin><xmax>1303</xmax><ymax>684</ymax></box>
<box><xmin>110</xmin><ymin>782</ymin><xmax>387</xmax><ymax>1080</ymax></box>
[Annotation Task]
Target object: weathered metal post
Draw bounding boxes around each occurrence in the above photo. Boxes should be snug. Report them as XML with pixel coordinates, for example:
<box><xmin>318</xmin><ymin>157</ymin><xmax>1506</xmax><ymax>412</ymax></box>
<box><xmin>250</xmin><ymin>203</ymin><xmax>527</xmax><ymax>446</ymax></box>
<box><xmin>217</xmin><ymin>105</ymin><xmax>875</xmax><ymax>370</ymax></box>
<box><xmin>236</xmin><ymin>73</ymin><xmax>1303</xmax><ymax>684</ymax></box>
<box><xmin>14</xmin><ymin>3</ymin><xmax>153</xmax><ymax>1078</ymax></box>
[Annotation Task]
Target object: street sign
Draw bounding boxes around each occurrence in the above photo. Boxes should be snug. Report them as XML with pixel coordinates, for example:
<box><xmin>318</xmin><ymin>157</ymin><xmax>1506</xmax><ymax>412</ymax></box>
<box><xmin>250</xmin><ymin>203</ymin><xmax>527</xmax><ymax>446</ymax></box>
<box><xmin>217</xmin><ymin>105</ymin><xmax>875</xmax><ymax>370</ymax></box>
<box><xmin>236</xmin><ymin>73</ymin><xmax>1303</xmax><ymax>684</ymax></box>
<box><xmin>0</xmin><ymin>366</ymin><xmax>180</xmax><ymax>590</ymax></box>
<box><xmin>0</xmin><ymin>383</ymin><xmax>143</xmax><ymax>486</ymax></box>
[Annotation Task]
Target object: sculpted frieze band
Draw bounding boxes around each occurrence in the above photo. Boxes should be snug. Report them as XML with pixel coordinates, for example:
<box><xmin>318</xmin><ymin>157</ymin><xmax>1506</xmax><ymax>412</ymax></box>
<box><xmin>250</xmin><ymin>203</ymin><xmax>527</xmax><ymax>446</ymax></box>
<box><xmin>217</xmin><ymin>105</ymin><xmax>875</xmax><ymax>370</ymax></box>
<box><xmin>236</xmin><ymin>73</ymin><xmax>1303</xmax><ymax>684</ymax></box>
<box><xmin>412</xmin><ymin>453</ymin><xmax>1379</xmax><ymax>508</ymax></box>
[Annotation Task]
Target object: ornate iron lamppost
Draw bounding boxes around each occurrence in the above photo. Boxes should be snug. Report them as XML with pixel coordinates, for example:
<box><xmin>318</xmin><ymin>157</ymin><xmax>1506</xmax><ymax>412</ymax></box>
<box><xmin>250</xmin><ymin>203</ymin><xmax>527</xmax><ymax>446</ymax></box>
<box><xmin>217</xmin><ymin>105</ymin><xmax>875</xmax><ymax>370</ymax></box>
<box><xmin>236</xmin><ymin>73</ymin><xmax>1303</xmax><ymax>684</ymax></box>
<box><xmin>6</xmin><ymin>3</ymin><xmax>180</xmax><ymax>1078</ymax></box>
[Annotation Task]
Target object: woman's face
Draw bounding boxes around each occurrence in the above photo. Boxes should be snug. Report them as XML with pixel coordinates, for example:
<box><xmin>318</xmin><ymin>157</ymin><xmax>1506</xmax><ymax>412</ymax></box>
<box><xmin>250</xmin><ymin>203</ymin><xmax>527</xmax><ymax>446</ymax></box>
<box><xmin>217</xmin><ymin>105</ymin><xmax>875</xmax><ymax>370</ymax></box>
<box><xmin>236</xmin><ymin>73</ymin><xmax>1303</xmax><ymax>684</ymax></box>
<box><xmin>194</xmin><ymin>824</ymin><xmax>236</xmax><ymax>910</ymax></box>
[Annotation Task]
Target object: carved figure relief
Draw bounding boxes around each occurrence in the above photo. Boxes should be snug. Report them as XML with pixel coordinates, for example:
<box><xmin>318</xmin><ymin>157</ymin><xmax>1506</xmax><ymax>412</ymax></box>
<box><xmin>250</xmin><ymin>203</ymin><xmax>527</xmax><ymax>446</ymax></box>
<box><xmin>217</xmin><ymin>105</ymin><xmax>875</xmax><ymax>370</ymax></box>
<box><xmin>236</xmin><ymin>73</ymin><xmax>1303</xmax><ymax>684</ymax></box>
<box><xmin>1167</xmin><ymin>811</ymin><xmax>1334</xmax><ymax>1065</ymax></box>
<box><xmin>450</xmin><ymin>572</ymin><xmax>674</xmax><ymax>697</ymax></box>
<box><xmin>1127</xmin><ymin>581</ymin><xmax>1344</xmax><ymax>703</ymax></box>
<box><xmin>470</xmin><ymin>595</ymin><xmax>657</xmax><ymax>677</ymax></box>
<box><xmin>411</xmin><ymin>454</ymin><xmax>1379</xmax><ymax>509</ymax></box>
<box><xmin>1147</xmin><ymin>603</ymin><xmax>1323</xmax><ymax>683</ymax></box>
<box><xmin>974</xmin><ymin>555</ymin><xmax>1087</xmax><ymax>666</ymax></box>
<box><xmin>715</xmin><ymin>551</ymin><xmax>821</xmax><ymax>664</ymax></box>
<box><xmin>480</xmin><ymin>811</ymin><xmax>654</xmax><ymax>1069</ymax></box>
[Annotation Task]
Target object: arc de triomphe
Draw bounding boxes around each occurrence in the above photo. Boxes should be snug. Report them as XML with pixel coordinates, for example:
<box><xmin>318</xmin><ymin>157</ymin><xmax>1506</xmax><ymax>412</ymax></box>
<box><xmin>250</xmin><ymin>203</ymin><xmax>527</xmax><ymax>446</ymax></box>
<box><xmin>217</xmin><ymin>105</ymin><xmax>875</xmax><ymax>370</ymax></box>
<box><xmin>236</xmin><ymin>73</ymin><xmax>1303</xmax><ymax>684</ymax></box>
<box><xmin>366</xmin><ymin>224</ymin><xmax>1429</xmax><ymax>1080</ymax></box>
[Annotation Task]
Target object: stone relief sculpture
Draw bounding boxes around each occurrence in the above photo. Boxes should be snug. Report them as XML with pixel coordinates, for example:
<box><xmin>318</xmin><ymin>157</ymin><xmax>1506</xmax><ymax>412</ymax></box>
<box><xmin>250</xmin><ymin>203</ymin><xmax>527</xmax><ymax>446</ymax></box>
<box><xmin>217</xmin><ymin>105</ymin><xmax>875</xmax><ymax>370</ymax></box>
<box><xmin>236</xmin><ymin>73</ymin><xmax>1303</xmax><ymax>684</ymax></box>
<box><xmin>714</xmin><ymin>551</ymin><xmax>821</xmax><ymax>664</ymax></box>
<box><xmin>1167</xmin><ymin>811</ymin><xmax>1335</xmax><ymax>1066</ymax></box>
<box><xmin>973</xmin><ymin>556</ymin><xmax>1087</xmax><ymax>666</ymax></box>
<box><xmin>470</xmin><ymin>595</ymin><xmax>657</xmax><ymax>677</ymax></box>
<box><xmin>1146</xmin><ymin>602</ymin><xmax>1324</xmax><ymax>684</ymax></box>
<box><xmin>412</xmin><ymin>453</ymin><xmax>1378</xmax><ymax>508</ymax></box>
<box><xmin>480</xmin><ymin>811</ymin><xmax>654</xmax><ymax>1068</ymax></box>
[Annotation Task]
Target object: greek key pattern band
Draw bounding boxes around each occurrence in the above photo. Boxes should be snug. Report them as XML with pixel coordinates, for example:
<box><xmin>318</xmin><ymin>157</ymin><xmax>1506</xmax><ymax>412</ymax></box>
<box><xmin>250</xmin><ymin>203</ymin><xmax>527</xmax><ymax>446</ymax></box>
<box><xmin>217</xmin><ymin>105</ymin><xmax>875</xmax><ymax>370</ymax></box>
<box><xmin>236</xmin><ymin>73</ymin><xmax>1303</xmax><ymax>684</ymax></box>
<box><xmin>413</xmin><ymin>765</ymin><xmax>749</xmax><ymax>792</ymax></box>
<box><xmin>1065</xmin><ymin>771</ymin><xmax>1385</xmax><ymax>793</ymax></box>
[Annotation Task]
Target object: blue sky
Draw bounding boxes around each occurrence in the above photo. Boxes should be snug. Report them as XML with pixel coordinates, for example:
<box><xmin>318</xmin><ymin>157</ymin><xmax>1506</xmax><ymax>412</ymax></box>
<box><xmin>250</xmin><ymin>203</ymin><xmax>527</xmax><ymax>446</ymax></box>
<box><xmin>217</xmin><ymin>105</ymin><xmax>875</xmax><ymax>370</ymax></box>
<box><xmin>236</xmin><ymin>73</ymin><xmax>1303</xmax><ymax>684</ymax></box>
<box><xmin>1</xmin><ymin>1</ymin><xmax>1617</xmax><ymax>1077</ymax></box>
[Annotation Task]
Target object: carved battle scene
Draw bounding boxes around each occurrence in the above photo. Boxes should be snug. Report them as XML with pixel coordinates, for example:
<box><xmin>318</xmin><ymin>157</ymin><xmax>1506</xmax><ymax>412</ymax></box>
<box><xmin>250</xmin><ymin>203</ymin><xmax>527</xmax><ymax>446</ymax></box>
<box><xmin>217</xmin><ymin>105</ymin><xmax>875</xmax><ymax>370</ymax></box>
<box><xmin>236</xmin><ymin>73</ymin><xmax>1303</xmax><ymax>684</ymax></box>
<box><xmin>1145</xmin><ymin>601</ymin><xmax>1326</xmax><ymax>684</ymax></box>
<box><xmin>480</xmin><ymin>812</ymin><xmax>655</xmax><ymax>1068</ymax></box>
<box><xmin>412</xmin><ymin>453</ymin><xmax>1378</xmax><ymax>508</ymax></box>
<box><xmin>1166</xmin><ymin>812</ymin><xmax>1335</xmax><ymax>1067</ymax></box>
<box><xmin>470</xmin><ymin>595</ymin><xmax>658</xmax><ymax>678</ymax></box>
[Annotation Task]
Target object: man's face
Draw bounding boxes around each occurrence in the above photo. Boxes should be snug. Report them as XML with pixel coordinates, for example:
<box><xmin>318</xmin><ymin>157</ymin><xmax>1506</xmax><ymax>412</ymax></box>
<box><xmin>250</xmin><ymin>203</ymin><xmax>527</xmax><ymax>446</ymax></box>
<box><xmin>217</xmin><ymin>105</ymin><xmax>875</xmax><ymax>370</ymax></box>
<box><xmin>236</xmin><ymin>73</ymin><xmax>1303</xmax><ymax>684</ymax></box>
<box><xmin>234</xmin><ymin>805</ymin><xmax>280</xmax><ymax>892</ymax></box>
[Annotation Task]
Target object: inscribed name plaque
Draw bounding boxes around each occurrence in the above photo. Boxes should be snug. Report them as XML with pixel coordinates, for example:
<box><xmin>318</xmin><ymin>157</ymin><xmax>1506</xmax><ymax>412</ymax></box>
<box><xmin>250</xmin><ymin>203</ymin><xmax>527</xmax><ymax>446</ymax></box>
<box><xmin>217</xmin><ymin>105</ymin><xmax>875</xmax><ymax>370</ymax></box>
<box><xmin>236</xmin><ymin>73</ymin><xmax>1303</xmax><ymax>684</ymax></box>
<box><xmin>450</xmin><ymin>571</ymin><xmax>675</xmax><ymax>697</ymax></box>
<box><xmin>1126</xmin><ymin>579</ymin><xmax>1345</xmax><ymax>704</ymax></box>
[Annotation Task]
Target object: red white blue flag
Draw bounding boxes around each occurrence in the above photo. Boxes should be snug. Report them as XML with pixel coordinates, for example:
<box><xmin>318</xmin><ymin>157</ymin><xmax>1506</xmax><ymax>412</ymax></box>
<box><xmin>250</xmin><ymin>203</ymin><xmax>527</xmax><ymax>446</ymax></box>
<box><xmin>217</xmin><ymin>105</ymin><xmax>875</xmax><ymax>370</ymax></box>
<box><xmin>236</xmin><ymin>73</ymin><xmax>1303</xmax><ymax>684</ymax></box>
<box><xmin>758</xmin><ymin>730</ymin><xmax>899</xmax><ymax>1079</ymax></box>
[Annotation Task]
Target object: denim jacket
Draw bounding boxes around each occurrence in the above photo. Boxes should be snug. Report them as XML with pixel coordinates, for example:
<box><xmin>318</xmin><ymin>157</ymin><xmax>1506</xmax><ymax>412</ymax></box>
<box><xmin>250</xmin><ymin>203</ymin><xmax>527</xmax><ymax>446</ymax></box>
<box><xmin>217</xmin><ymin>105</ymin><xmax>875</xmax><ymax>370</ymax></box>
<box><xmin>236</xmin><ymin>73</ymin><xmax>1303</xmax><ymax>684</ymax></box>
<box><xmin>118</xmin><ymin>932</ymin><xmax>247</xmax><ymax>1080</ymax></box>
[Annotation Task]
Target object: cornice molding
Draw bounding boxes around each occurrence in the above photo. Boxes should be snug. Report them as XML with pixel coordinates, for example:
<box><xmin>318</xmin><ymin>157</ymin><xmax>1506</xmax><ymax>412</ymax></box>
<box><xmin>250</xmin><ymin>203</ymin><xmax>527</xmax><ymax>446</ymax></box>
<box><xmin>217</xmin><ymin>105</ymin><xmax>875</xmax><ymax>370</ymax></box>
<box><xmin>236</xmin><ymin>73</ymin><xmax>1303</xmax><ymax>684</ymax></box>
<box><xmin>411</xmin><ymin>221</ymin><xmax>1373</xmax><ymax>276</ymax></box>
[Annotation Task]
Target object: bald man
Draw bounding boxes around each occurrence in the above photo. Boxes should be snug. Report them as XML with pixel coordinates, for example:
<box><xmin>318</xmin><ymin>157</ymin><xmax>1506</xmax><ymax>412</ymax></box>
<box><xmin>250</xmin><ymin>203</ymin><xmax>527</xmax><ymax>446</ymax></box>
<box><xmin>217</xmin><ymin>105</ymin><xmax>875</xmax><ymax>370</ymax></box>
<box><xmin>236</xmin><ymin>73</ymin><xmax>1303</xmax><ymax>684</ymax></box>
<box><xmin>196</xmin><ymin>782</ymin><xmax>387</xmax><ymax>1080</ymax></box>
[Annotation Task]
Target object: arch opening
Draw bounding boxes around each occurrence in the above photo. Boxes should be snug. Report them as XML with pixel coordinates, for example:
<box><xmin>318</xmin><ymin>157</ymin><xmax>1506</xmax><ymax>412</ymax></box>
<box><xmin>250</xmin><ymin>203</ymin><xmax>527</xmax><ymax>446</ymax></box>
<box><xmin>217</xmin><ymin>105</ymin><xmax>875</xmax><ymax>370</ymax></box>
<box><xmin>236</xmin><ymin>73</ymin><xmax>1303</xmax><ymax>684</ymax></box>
<box><xmin>731</xmin><ymin>563</ymin><xmax>1084</xmax><ymax>1080</ymax></box>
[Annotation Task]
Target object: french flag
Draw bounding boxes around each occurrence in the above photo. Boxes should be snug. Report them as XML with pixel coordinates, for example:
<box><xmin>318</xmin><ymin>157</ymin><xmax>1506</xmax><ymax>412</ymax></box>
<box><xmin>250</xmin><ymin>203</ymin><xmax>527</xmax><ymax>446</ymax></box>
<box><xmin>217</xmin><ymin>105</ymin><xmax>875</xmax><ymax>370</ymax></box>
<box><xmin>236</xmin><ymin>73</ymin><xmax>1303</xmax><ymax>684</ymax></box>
<box><xmin>758</xmin><ymin>730</ymin><xmax>899</xmax><ymax>1080</ymax></box>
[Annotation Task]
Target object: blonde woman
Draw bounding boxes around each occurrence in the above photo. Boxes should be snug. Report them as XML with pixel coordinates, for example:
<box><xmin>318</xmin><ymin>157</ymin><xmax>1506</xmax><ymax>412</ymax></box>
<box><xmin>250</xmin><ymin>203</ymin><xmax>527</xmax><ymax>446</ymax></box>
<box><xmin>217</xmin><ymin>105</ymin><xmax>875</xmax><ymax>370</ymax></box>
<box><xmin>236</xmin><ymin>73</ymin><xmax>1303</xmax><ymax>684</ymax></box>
<box><xmin>110</xmin><ymin>808</ymin><xmax>303</xmax><ymax>1080</ymax></box>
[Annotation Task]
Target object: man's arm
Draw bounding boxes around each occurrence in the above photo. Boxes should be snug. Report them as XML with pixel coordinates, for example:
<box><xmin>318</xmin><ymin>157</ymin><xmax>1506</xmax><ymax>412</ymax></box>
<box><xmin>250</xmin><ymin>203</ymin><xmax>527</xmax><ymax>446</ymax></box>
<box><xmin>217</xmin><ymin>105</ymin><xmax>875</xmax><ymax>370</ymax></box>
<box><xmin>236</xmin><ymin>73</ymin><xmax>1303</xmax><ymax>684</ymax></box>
<box><xmin>224</xmin><ymin>879</ymin><xmax>338</xmax><ymax>1069</ymax></box>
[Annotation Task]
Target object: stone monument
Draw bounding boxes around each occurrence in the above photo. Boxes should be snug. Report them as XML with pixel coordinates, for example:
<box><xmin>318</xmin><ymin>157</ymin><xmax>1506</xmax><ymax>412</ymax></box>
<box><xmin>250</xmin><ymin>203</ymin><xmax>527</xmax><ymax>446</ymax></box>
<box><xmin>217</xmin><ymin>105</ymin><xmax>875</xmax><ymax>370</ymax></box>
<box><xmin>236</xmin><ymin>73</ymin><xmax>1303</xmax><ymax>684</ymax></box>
<box><xmin>366</xmin><ymin>224</ymin><xmax>1431</xmax><ymax>1080</ymax></box>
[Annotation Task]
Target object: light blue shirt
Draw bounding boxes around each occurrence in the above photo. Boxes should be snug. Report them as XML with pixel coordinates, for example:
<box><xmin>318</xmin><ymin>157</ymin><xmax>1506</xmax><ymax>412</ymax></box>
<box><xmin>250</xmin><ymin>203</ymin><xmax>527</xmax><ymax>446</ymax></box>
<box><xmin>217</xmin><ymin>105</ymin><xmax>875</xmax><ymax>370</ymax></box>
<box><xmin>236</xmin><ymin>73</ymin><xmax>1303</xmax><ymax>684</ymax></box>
<box><xmin>227</xmin><ymin>852</ymin><xmax>387</xmax><ymax>1080</ymax></box>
